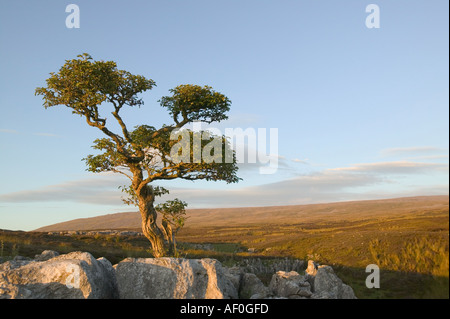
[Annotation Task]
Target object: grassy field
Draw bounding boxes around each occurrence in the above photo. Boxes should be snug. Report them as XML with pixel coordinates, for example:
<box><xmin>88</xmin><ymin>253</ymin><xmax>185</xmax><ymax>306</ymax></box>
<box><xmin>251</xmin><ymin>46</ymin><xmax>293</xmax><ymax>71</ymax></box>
<box><xmin>175</xmin><ymin>201</ymin><xmax>449</xmax><ymax>298</ymax></box>
<box><xmin>2</xmin><ymin>196</ymin><xmax>449</xmax><ymax>299</ymax></box>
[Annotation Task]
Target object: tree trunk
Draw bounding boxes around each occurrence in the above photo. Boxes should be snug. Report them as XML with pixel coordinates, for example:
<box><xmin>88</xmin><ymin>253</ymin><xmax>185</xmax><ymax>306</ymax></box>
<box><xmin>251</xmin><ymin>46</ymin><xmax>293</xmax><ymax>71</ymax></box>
<box><xmin>137</xmin><ymin>186</ymin><xmax>167</xmax><ymax>258</ymax></box>
<box><xmin>172</xmin><ymin>231</ymin><xmax>178</xmax><ymax>257</ymax></box>
<box><xmin>161</xmin><ymin>219</ymin><xmax>175</xmax><ymax>256</ymax></box>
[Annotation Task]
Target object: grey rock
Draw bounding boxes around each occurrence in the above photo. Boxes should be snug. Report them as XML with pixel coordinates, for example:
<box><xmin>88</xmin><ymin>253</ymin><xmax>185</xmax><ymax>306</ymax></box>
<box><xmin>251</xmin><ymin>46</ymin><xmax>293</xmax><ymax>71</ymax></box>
<box><xmin>236</xmin><ymin>258</ymin><xmax>304</xmax><ymax>276</ymax></box>
<box><xmin>305</xmin><ymin>260</ymin><xmax>318</xmax><ymax>277</ymax></box>
<box><xmin>310</xmin><ymin>291</ymin><xmax>334</xmax><ymax>299</ymax></box>
<box><xmin>239</xmin><ymin>273</ymin><xmax>269</xmax><ymax>299</ymax></box>
<box><xmin>13</xmin><ymin>255</ymin><xmax>32</xmax><ymax>262</ymax></box>
<box><xmin>114</xmin><ymin>257</ymin><xmax>238</xmax><ymax>299</ymax></box>
<box><xmin>250</xmin><ymin>292</ymin><xmax>271</xmax><ymax>299</ymax></box>
<box><xmin>312</xmin><ymin>265</ymin><xmax>356</xmax><ymax>299</ymax></box>
<box><xmin>0</xmin><ymin>251</ymin><xmax>118</xmax><ymax>299</ymax></box>
<box><xmin>269</xmin><ymin>271</ymin><xmax>312</xmax><ymax>299</ymax></box>
<box><xmin>305</xmin><ymin>260</ymin><xmax>318</xmax><ymax>287</ymax></box>
<box><xmin>0</xmin><ymin>259</ymin><xmax>34</xmax><ymax>272</ymax></box>
<box><xmin>224</xmin><ymin>266</ymin><xmax>244</xmax><ymax>293</ymax></box>
<box><xmin>0</xmin><ymin>250</ymin><xmax>357</xmax><ymax>300</ymax></box>
<box><xmin>34</xmin><ymin>250</ymin><xmax>59</xmax><ymax>262</ymax></box>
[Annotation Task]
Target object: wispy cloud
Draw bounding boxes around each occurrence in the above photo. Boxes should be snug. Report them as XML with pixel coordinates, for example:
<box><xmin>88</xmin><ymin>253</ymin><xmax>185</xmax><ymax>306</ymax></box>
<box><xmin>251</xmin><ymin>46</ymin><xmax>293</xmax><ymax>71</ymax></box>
<box><xmin>0</xmin><ymin>129</ymin><xmax>61</xmax><ymax>137</ymax></box>
<box><xmin>329</xmin><ymin>161</ymin><xmax>448</xmax><ymax>175</ymax></box>
<box><xmin>0</xmin><ymin>129</ymin><xmax>19</xmax><ymax>134</ymax></box>
<box><xmin>381</xmin><ymin>146</ymin><xmax>447</xmax><ymax>157</ymax></box>
<box><xmin>163</xmin><ymin>171</ymin><xmax>448</xmax><ymax>207</ymax></box>
<box><xmin>404</xmin><ymin>154</ymin><xmax>449</xmax><ymax>161</ymax></box>
<box><xmin>33</xmin><ymin>132</ymin><xmax>61</xmax><ymax>137</ymax></box>
<box><xmin>156</xmin><ymin>170</ymin><xmax>384</xmax><ymax>207</ymax></box>
<box><xmin>0</xmin><ymin>175</ymin><xmax>127</xmax><ymax>206</ymax></box>
<box><xmin>0</xmin><ymin>159</ymin><xmax>447</xmax><ymax>208</ymax></box>
<box><xmin>292</xmin><ymin>158</ymin><xmax>309</xmax><ymax>165</ymax></box>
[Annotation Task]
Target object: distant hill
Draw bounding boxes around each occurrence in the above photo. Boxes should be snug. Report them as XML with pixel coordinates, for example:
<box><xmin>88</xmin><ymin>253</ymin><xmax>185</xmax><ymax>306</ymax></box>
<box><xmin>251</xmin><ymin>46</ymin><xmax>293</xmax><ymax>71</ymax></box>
<box><xmin>35</xmin><ymin>211</ymin><xmax>142</xmax><ymax>232</ymax></box>
<box><xmin>34</xmin><ymin>195</ymin><xmax>449</xmax><ymax>232</ymax></box>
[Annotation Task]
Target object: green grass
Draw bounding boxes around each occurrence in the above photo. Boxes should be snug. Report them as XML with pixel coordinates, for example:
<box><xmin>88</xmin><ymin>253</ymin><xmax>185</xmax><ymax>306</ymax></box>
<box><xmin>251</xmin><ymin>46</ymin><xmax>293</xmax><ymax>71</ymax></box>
<box><xmin>1</xmin><ymin>198</ymin><xmax>448</xmax><ymax>299</ymax></box>
<box><xmin>176</xmin><ymin>205</ymin><xmax>449</xmax><ymax>299</ymax></box>
<box><xmin>0</xmin><ymin>230</ymin><xmax>151</xmax><ymax>264</ymax></box>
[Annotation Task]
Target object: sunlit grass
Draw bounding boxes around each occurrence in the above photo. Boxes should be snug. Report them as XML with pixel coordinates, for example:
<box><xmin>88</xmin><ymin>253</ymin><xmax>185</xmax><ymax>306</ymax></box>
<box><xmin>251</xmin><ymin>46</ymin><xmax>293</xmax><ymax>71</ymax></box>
<box><xmin>369</xmin><ymin>236</ymin><xmax>449</xmax><ymax>277</ymax></box>
<box><xmin>1</xmin><ymin>197</ymin><xmax>448</xmax><ymax>298</ymax></box>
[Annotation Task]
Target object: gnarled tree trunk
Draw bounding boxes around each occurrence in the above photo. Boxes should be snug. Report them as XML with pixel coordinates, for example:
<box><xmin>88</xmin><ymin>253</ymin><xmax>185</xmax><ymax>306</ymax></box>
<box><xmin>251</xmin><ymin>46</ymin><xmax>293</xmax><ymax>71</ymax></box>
<box><xmin>136</xmin><ymin>185</ymin><xmax>168</xmax><ymax>258</ymax></box>
<box><xmin>161</xmin><ymin>219</ymin><xmax>175</xmax><ymax>256</ymax></box>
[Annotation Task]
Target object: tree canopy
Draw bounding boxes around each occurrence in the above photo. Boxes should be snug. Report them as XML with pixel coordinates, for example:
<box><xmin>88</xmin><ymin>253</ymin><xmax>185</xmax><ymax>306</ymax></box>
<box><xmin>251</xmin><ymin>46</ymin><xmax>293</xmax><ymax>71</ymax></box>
<box><xmin>35</xmin><ymin>53</ymin><xmax>240</xmax><ymax>257</ymax></box>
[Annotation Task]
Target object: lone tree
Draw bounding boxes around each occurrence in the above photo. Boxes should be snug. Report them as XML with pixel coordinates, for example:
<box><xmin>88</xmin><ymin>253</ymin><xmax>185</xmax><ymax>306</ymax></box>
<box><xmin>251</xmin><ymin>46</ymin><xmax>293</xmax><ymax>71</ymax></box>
<box><xmin>36</xmin><ymin>53</ymin><xmax>240</xmax><ymax>257</ymax></box>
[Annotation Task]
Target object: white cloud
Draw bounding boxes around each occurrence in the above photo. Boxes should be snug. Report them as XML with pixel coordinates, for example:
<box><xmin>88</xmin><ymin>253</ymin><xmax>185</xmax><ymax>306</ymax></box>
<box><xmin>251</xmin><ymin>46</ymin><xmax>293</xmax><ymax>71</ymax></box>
<box><xmin>292</xmin><ymin>158</ymin><xmax>309</xmax><ymax>165</ymax></box>
<box><xmin>160</xmin><ymin>170</ymin><xmax>384</xmax><ymax>207</ymax></box>
<box><xmin>329</xmin><ymin>161</ymin><xmax>448</xmax><ymax>175</ymax></box>
<box><xmin>0</xmin><ymin>175</ymin><xmax>127</xmax><ymax>206</ymax></box>
<box><xmin>33</xmin><ymin>132</ymin><xmax>61</xmax><ymax>137</ymax></box>
<box><xmin>0</xmin><ymin>129</ymin><xmax>19</xmax><ymax>134</ymax></box>
<box><xmin>0</xmin><ymin>129</ymin><xmax>62</xmax><ymax>137</ymax></box>
<box><xmin>381</xmin><ymin>146</ymin><xmax>447</xmax><ymax>157</ymax></box>
<box><xmin>404</xmin><ymin>154</ymin><xmax>449</xmax><ymax>161</ymax></box>
<box><xmin>0</xmin><ymin>169</ymin><xmax>391</xmax><ymax>207</ymax></box>
<box><xmin>0</xmin><ymin>160</ymin><xmax>447</xmax><ymax>208</ymax></box>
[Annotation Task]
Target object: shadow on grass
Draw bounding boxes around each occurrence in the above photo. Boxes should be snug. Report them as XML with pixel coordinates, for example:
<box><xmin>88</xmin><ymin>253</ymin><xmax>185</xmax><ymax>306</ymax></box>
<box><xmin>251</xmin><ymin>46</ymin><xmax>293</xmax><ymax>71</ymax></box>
<box><xmin>331</xmin><ymin>263</ymin><xmax>449</xmax><ymax>299</ymax></box>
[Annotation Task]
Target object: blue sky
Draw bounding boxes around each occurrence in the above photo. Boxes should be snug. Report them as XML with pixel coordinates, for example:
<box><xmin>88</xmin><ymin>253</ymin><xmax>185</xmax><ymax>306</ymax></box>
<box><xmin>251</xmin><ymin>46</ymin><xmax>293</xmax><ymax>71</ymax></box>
<box><xmin>0</xmin><ymin>0</ymin><xmax>448</xmax><ymax>230</ymax></box>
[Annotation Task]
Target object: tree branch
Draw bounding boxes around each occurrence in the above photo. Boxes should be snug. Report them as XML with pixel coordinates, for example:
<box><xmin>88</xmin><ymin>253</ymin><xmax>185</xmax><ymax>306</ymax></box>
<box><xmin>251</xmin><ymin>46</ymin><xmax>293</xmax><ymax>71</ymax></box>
<box><xmin>111</xmin><ymin>167</ymin><xmax>133</xmax><ymax>181</ymax></box>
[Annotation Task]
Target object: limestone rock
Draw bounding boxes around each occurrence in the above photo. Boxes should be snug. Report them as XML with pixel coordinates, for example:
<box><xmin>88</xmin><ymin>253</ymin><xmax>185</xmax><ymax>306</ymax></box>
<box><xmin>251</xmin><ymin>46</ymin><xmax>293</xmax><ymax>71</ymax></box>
<box><xmin>34</xmin><ymin>250</ymin><xmax>59</xmax><ymax>262</ymax></box>
<box><xmin>269</xmin><ymin>271</ymin><xmax>312</xmax><ymax>299</ymax></box>
<box><xmin>223</xmin><ymin>266</ymin><xmax>244</xmax><ymax>293</ymax></box>
<box><xmin>13</xmin><ymin>255</ymin><xmax>32</xmax><ymax>262</ymax></box>
<box><xmin>305</xmin><ymin>260</ymin><xmax>318</xmax><ymax>277</ymax></box>
<box><xmin>235</xmin><ymin>258</ymin><xmax>304</xmax><ymax>276</ymax></box>
<box><xmin>0</xmin><ymin>259</ymin><xmax>33</xmax><ymax>272</ymax></box>
<box><xmin>0</xmin><ymin>251</ymin><xmax>118</xmax><ymax>299</ymax></box>
<box><xmin>305</xmin><ymin>260</ymin><xmax>318</xmax><ymax>287</ymax></box>
<box><xmin>114</xmin><ymin>257</ymin><xmax>238</xmax><ymax>299</ymax></box>
<box><xmin>310</xmin><ymin>291</ymin><xmax>334</xmax><ymax>299</ymax></box>
<box><xmin>240</xmin><ymin>273</ymin><xmax>269</xmax><ymax>299</ymax></box>
<box><xmin>311</xmin><ymin>265</ymin><xmax>356</xmax><ymax>299</ymax></box>
<box><xmin>0</xmin><ymin>251</ymin><xmax>357</xmax><ymax>299</ymax></box>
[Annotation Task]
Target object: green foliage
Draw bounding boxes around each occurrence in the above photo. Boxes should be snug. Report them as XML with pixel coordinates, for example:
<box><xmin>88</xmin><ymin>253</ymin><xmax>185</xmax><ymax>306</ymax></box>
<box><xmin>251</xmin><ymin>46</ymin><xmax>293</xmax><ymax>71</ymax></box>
<box><xmin>36</xmin><ymin>53</ymin><xmax>240</xmax><ymax>187</ymax></box>
<box><xmin>159</xmin><ymin>84</ymin><xmax>231</xmax><ymax>124</ymax></box>
<box><xmin>35</xmin><ymin>53</ymin><xmax>155</xmax><ymax>125</ymax></box>
<box><xmin>83</xmin><ymin>138</ymin><xmax>129</xmax><ymax>173</ymax></box>
<box><xmin>118</xmin><ymin>185</ymin><xmax>139</xmax><ymax>206</ymax></box>
<box><xmin>167</xmin><ymin>129</ymin><xmax>241</xmax><ymax>183</ymax></box>
<box><xmin>156</xmin><ymin>199</ymin><xmax>188</xmax><ymax>230</ymax></box>
<box><xmin>35</xmin><ymin>53</ymin><xmax>241</xmax><ymax>257</ymax></box>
